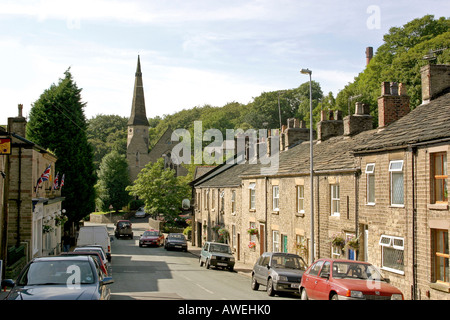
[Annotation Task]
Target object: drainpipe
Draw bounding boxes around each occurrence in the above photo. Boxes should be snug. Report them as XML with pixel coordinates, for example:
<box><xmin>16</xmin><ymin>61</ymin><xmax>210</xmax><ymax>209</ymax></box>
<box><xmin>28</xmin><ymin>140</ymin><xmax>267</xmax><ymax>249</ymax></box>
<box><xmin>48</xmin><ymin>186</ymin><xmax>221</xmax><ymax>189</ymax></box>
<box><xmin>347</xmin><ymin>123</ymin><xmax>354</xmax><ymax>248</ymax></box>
<box><xmin>410</xmin><ymin>145</ymin><xmax>418</xmax><ymax>300</ymax></box>
<box><xmin>16</xmin><ymin>146</ymin><xmax>22</xmax><ymax>247</ymax></box>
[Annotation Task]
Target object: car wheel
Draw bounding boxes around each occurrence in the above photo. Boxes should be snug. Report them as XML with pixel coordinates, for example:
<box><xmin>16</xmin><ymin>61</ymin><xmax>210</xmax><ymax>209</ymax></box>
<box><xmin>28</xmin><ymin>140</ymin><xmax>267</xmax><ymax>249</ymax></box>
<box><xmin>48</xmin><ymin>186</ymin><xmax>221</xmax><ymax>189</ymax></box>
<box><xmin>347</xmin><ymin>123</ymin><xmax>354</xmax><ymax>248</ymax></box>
<box><xmin>199</xmin><ymin>257</ymin><xmax>204</xmax><ymax>267</ymax></box>
<box><xmin>330</xmin><ymin>293</ymin><xmax>339</xmax><ymax>300</ymax></box>
<box><xmin>228</xmin><ymin>266</ymin><xmax>234</xmax><ymax>272</ymax></box>
<box><xmin>300</xmin><ymin>288</ymin><xmax>308</xmax><ymax>300</ymax></box>
<box><xmin>206</xmin><ymin>259</ymin><xmax>210</xmax><ymax>269</ymax></box>
<box><xmin>251</xmin><ymin>275</ymin><xmax>259</xmax><ymax>291</ymax></box>
<box><xmin>267</xmin><ymin>278</ymin><xmax>275</xmax><ymax>296</ymax></box>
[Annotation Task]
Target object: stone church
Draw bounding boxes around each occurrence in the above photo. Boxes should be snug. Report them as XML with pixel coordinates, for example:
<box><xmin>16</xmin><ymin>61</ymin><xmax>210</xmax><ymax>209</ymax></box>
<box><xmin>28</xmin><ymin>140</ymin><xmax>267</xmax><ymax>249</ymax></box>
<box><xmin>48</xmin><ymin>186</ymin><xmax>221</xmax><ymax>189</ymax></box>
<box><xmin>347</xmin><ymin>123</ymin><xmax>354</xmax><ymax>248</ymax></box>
<box><xmin>126</xmin><ymin>56</ymin><xmax>187</xmax><ymax>182</ymax></box>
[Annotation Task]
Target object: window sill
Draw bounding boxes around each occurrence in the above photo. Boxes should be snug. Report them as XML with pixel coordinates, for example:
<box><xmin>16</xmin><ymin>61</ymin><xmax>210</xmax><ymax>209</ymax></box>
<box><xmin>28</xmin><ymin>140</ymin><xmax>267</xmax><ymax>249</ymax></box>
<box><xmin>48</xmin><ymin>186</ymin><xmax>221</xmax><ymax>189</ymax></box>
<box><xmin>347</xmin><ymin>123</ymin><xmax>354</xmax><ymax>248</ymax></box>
<box><xmin>429</xmin><ymin>282</ymin><xmax>450</xmax><ymax>293</ymax></box>
<box><xmin>295</xmin><ymin>213</ymin><xmax>305</xmax><ymax>218</ymax></box>
<box><xmin>272</xmin><ymin>211</ymin><xmax>279</xmax><ymax>215</ymax></box>
<box><xmin>427</xmin><ymin>203</ymin><xmax>449</xmax><ymax>211</ymax></box>
<box><xmin>249</xmin><ymin>209</ymin><xmax>256</xmax><ymax>212</ymax></box>
<box><xmin>381</xmin><ymin>266</ymin><xmax>405</xmax><ymax>276</ymax></box>
<box><xmin>366</xmin><ymin>203</ymin><xmax>376</xmax><ymax>206</ymax></box>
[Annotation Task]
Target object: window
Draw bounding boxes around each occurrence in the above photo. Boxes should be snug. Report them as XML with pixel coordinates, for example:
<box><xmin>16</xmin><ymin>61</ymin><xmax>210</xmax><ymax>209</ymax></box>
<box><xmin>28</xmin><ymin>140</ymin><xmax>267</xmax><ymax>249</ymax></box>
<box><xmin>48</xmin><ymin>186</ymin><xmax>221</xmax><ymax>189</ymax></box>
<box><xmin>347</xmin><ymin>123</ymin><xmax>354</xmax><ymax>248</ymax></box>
<box><xmin>204</xmin><ymin>190</ymin><xmax>209</xmax><ymax>209</ymax></box>
<box><xmin>231</xmin><ymin>190</ymin><xmax>236</xmax><ymax>214</ymax></box>
<box><xmin>273</xmin><ymin>230</ymin><xmax>280</xmax><ymax>252</ymax></box>
<box><xmin>211</xmin><ymin>190</ymin><xmax>215</xmax><ymax>210</ymax></box>
<box><xmin>432</xmin><ymin>153</ymin><xmax>448</xmax><ymax>204</ymax></box>
<box><xmin>389</xmin><ymin>160</ymin><xmax>404</xmax><ymax>206</ymax></box>
<box><xmin>308</xmin><ymin>260</ymin><xmax>324</xmax><ymax>276</ymax></box>
<box><xmin>296</xmin><ymin>185</ymin><xmax>304</xmax><ymax>213</ymax></box>
<box><xmin>331</xmin><ymin>184</ymin><xmax>340</xmax><ymax>216</ymax></box>
<box><xmin>432</xmin><ymin>229</ymin><xmax>449</xmax><ymax>284</ymax></box>
<box><xmin>379</xmin><ymin>235</ymin><xmax>404</xmax><ymax>274</ymax></box>
<box><xmin>220</xmin><ymin>191</ymin><xmax>225</xmax><ymax>212</ymax></box>
<box><xmin>249</xmin><ymin>183</ymin><xmax>256</xmax><ymax>210</ymax></box>
<box><xmin>366</xmin><ymin>163</ymin><xmax>375</xmax><ymax>205</ymax></box>
<box><xmin>272</xmin><ymin>186</ymin><xmax>279</xmax><ymax>211</ymax></box>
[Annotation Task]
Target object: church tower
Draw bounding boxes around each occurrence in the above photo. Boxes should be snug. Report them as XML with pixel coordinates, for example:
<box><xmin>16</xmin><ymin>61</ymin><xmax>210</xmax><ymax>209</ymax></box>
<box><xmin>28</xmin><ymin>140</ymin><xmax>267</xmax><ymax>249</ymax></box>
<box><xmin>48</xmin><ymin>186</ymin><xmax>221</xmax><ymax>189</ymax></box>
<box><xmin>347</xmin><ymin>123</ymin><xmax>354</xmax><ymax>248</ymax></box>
<box><xmin>127</xmin><ymin>55</ymin><xmax>151</xmax><ymax>182</ymax></box>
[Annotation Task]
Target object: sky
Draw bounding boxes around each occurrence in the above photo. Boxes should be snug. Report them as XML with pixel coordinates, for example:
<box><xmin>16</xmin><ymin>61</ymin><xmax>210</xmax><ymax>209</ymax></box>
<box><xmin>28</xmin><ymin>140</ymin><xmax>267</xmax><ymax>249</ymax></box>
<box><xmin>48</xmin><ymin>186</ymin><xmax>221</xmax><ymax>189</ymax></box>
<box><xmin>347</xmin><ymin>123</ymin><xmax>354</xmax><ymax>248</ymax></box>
<box><xmin>0</xmin><ymin>0</ymin><xmax>448</xmax><ymax>126</ymax></box>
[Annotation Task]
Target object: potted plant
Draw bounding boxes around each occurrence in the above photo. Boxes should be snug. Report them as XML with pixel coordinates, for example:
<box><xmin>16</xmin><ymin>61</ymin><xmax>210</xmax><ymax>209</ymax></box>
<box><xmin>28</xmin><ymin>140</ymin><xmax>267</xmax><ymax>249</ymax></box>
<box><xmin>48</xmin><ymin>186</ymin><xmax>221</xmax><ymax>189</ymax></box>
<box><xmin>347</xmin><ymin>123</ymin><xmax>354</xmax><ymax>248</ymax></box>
<box><xmin>247</xmin><ymin>227</ymin><xmax>258</xmax><ymax>236</ymax></box>
<box><xmin>331</xmin><ymin>232</ymin><xmax>345</xmax><ymax>249</ymax></box>
<box><xmin>248</xmin><ymin>241</ymin><xmax>256</xmax><ymax>249</ymax></box>
<box><xmin>346</xmin><ymin>235</ymin><xmax>360</xmax><ymax>250</ymax></box>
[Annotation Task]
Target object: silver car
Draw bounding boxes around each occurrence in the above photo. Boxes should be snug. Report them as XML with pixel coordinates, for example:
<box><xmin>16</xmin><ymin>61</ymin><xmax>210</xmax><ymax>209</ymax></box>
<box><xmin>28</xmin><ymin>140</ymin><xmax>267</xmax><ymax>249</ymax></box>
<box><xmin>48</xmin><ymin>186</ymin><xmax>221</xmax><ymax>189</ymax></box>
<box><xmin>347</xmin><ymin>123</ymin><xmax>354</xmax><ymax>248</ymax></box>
<box><xmin>199</xmin><ymin>242</ymin><xmax>235</xmax><ymax>271</ymax></box>
<box><xmin>251</xmin><ymin>252</ymin><xmax>307</xmax><ymax>296</ymax></box>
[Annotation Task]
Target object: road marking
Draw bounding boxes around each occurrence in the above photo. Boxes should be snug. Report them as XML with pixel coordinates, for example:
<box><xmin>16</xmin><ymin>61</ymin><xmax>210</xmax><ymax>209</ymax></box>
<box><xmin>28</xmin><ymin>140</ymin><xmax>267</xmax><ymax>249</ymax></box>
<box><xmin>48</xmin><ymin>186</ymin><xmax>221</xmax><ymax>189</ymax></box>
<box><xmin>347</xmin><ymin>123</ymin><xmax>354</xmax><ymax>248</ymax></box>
<box><xmin>195</xmin><ymin>283</ymin><xmax>214</xmax><ymax>294</ymax></box>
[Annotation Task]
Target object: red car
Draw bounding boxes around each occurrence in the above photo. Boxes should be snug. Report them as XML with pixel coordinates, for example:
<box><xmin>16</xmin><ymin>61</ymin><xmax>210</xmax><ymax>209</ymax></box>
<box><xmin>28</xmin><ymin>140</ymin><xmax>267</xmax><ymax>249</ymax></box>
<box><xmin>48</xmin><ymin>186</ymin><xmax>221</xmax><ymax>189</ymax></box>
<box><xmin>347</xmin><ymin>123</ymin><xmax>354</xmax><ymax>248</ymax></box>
<box><xmin>300</xmin><ymin>258</ymin><xmax>403</xmax><ymax>300</ymax></box>
<box><xmin>139</xmin><ymin>229</ymin><xmax>164</xmax><ymax>247</ymax></box>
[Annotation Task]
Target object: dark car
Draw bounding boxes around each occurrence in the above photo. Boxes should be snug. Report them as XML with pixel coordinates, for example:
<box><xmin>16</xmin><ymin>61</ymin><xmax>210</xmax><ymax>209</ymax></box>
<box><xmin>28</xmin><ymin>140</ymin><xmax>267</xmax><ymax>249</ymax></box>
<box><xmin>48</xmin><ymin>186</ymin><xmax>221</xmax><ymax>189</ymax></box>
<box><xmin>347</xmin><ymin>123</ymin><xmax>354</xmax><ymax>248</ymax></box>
<box><xmin>61</xmin><ymin>251</ymin><xmax>109</xmax><ymax>276</ymax></box>
<box><xmin>199</xmin><ymin>242</ymin><xmax>235</xmax><ymax>271</ymax></box>
<box><xmin>139</xmin><ymin>229</ymin><xmax>164</xmax><ymax>247</ymax></box>
<box><xmin>114</xmin><ymin>220</ymin><xmax>133</xmax><ymax>239</ymax></box>
<box><xmin>164</xmin><ymin>233</ymin><xmax>188</xmax><ymax>251</ymax></box>
<box><xmin>299</xmin><ymin>258</ymin><xmax>404</xmax><ymax>300</ymax></box>
<box><xmin>1</xmin><ymin>256</ymin><xmax>114</xmax><ymax>300</ymax></box>
<box><xmin>251</xmin><ymin>252</ymin><xmax>307</xmax><ymax>296</ymax></box>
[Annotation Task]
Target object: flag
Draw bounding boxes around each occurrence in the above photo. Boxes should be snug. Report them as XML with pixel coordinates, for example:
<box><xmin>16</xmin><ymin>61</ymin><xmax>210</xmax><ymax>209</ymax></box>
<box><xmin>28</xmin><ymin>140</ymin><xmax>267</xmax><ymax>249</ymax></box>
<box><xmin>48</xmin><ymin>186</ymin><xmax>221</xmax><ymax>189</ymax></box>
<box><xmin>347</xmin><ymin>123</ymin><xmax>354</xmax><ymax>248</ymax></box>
<box><xmin>60</xmin><ymin>173</ymin><xmax>65</xmax><ymax>189</ymax></box>
<box><xmin>35</xmin><ymin>164</ymin><xmax>51</xmax><ymax>192</ymax></box>
<box><xmin>53</xmin><ymin>172</ymin><xmax>59</xmax><ymax>190</ymax></box>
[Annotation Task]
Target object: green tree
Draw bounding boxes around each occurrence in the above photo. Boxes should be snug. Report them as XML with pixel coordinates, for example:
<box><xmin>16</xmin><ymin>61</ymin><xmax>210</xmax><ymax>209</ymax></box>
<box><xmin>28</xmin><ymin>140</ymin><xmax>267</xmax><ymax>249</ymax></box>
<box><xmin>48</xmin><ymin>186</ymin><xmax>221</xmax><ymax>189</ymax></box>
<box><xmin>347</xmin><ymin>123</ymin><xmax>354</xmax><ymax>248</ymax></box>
<box><xmin>96</xmin><ymin>151</ymin><xmax>130</xmax><ymax>212</ymax></box>
<box><xmin>26</xmin><ymin>69</ymin><xmax>97</xmax><ymax>224</ymax></box>
<box><xmin>336</xmin><ymin>15</ymin><xmax>450</xmax><ymax>125</ymax></box>
<box><xmin>87</xmin><ymin>114</ymin><xmax>127</xmax><ymax>169</ymax></box>
<box><xmin>126</xmin><ymin>158</ymin><xmax>191</xmax><ymax>221</ymax></box>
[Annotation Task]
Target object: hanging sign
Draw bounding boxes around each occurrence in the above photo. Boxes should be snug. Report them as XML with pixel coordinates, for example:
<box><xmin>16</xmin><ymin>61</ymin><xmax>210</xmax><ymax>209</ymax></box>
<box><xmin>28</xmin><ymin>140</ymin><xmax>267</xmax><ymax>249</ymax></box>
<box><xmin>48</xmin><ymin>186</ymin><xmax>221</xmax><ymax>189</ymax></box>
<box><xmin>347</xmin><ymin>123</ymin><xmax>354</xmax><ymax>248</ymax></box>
<box><xmin>0</xmin><ymin>138</ymin><xmax>11</xmax><ymax>155</ymax></box>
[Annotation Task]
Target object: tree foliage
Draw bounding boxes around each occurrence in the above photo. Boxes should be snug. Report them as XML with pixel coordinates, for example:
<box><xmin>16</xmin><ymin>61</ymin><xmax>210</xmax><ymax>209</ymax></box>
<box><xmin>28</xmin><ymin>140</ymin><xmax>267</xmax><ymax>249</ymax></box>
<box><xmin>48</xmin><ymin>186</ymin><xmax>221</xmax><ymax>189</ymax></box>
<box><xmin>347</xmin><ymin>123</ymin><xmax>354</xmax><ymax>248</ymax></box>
<box><xmin>336</xmin><ymin>15</ymin><xmax>450</xmax><ymax>125</ymax></box>
<box><xmin>26</xmin><ymin>69</ymin><xmax>97</xmax><ymax>224</ymax></box>
<box><xmin>96</xmin><ymin>151</ymin><xmax>131</xmax><ymax>212</ymax></box>
<box><xmin>126</xmin><ymin>158</ymin><xmax>191</xmax><ymax>221</ymax></box>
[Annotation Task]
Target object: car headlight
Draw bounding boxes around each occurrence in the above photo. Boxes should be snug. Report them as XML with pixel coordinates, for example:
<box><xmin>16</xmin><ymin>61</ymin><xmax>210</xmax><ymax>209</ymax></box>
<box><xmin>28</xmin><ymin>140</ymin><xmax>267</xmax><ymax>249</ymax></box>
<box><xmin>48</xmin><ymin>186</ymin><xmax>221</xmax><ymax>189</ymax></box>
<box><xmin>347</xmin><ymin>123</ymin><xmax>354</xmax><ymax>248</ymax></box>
<box><xmin>349</xmin><ymin>290</ymin><xmax>364</xmax><ymax>299</ymax></box>
<box><xmin>211</xmin><ymin>255</ymin><xmax>216</xmax><ymax>260</ymax></box>
<box><xmin>391</xmin><ymin>294</ymin><xmax>403</xmax><ymax>300</ymax></box>
<box><xmin>230</xmin><ymin>257</ymin><xmax>235</xmax><ymax>262</ymax></box>
<box><xmin>277</xmin><ymin>275</ymin><xmax>288</xmax><ymax>281</ymax></box>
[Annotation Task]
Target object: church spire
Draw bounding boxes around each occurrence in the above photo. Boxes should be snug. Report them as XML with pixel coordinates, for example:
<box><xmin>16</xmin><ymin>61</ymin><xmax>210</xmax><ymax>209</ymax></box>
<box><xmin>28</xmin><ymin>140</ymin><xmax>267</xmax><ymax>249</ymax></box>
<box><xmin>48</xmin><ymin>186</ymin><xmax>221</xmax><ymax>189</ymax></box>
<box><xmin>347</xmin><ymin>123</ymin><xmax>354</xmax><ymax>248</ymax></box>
<box><xmin>128</xmin><ymin>55</ymin><xmax>149</xmax><ymax>126</ymax></box>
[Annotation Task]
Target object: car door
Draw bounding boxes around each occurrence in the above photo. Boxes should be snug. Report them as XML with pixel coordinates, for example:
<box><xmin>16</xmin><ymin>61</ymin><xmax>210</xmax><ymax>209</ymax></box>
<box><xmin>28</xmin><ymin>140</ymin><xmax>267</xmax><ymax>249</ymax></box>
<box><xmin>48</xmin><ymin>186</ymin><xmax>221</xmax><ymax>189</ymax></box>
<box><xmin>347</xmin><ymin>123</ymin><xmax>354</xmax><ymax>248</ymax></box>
<box><xmin>315</xmin><ymin>261</ymin><xmax>331</xmax><ymax>300</ymax></box>
<box><xmin>254</xmin><ymin>254</ymin><xmax>268</xmax><ymax>284</ymax></box>
<box><xmin>201</xmin><ymin>243</ymin><xmax>209</xmax><ymax>263</ymax></box>
<box><xmin>303</xmin><ymin>260</ymin><xmax>324</xmax><ymax>300</ymax></box>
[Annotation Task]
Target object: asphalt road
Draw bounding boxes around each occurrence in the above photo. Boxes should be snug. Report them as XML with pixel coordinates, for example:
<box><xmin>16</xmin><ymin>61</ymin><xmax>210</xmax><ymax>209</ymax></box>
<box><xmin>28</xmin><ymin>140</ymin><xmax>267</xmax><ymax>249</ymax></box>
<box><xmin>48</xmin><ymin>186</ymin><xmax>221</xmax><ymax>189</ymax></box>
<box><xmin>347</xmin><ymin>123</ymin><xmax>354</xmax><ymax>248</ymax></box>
<box><xmin>101</xmin><ymin>218</ymin><xmax>297</xmax><ymax>300</ymax></box>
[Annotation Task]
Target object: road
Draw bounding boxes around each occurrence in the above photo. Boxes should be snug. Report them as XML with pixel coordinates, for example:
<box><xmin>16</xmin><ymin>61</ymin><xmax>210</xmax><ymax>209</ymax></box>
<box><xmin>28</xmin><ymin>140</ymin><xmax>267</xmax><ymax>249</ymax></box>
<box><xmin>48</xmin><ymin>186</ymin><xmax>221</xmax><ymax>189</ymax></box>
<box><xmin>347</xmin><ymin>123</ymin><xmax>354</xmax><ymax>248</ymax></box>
<box><xmin>100</xmin><ymin>218</ymin><xmax>297</xmax><ymax>300</ymax></box>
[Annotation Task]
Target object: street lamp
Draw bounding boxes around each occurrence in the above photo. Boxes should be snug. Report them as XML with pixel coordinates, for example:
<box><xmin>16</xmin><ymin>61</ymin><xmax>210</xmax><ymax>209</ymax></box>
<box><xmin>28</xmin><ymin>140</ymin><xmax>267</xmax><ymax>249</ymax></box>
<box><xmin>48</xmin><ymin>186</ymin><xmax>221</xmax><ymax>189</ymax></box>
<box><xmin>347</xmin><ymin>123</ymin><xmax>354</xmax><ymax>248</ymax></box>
<box><xmin>300</xmin><ymin>68</ymin><xmax>314</xmax><ymax>264</ymax></box>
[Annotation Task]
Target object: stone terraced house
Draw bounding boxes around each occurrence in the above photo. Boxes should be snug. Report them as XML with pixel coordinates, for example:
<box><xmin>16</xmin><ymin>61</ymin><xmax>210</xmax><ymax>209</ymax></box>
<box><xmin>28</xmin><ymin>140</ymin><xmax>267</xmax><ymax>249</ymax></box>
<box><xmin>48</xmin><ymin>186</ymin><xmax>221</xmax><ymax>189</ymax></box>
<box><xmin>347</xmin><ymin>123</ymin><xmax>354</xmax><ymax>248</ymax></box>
<box><xmin>191</xmin><ymin>64</ymin><xmax>450</xmax><ymax>300</ymax></box>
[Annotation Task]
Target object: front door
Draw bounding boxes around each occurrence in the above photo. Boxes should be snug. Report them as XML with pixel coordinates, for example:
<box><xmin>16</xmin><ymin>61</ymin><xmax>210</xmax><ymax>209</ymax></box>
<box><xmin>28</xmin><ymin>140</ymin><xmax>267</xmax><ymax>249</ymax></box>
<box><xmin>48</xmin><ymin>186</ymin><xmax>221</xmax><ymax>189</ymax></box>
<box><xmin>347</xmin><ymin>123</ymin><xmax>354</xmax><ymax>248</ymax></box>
<box><xmin>259</xmin><ymin>224</ymin><xmax>265</xmax><ymax>255</ymax></box>
<box><xmin>282</xmin><ymin>234</ymin><xmax>288</xmax><ymax>253</ymax></box>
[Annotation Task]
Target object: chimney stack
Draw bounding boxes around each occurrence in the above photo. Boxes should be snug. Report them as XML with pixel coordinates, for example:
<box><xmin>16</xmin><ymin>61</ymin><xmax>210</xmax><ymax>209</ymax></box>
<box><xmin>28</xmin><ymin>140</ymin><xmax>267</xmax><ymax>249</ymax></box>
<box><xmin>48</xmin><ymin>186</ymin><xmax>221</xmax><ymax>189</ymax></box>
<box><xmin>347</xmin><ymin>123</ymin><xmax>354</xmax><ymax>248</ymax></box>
<box><xmin>344</xmin><ymin>102</ymin><xmax>373</xmax><ymax>136</ymax></box>
<box><xmin>317</xmin><ymin>111</ymin><xmax>344</xmax><ymax>142</ymax></box>
<box><xmin>280</xmin><ymin>118</ymin><xmax>312</xmax><ymax>150</ymax></box>
<box><xmin>377</xmin><ymin>82</ymin><xmax>410</xmax><ymax>128</ymax></box>
<box><xmin>366</xmin><ymin>47</ymin><xmax>373</xmax><ymax>66</ymax></box>
<box><xmin>8</xmin><ymin>104</ymin><xmax>27</xmax><ymax>137</ymax></box>
<box><xmin>420</xmin><ymin>64</ymin><xmax>450</xmax><ymax>104</ymax></box>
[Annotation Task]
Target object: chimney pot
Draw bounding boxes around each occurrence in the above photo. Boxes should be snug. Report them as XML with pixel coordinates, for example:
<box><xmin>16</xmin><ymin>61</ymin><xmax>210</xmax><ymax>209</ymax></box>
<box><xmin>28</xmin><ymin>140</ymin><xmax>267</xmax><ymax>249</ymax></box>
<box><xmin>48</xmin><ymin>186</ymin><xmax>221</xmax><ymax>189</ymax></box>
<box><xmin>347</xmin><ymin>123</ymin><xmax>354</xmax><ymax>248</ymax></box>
<box><xmin>390</xmin><ymin>82</ymin><xmax>399</xmax><ymax>95</ymax></box>
<box><xmin>366</xmin><ymin>47</ymin><xmax>373</xmax><ymax>66</ymax></box>
<box><xmin>381</xmin><ymin>82</ymin><xmax>391</xmax><ymax>95</ymax></box>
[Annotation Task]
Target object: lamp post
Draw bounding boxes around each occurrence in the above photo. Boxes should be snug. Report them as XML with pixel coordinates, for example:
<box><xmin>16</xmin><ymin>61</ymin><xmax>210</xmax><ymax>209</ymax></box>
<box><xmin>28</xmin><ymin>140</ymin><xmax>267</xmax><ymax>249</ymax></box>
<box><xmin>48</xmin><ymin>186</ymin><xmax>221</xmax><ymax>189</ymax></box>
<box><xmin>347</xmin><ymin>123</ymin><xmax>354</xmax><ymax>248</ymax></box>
<box><xmin>300</xmin><ymin>68</ymin><xmax>314</xmax><ymax>264</ymax></box>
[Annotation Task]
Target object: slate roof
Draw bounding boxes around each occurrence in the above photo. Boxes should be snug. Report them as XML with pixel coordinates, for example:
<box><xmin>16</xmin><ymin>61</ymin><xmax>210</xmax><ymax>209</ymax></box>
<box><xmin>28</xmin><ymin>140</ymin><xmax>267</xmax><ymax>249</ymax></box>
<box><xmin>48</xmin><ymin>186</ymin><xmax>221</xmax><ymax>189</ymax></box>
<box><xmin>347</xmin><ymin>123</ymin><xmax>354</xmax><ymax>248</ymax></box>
<box><xmin>354</xmin><ymin>92</ymin><xmax>450</xmax><ymax>153</ymax></box>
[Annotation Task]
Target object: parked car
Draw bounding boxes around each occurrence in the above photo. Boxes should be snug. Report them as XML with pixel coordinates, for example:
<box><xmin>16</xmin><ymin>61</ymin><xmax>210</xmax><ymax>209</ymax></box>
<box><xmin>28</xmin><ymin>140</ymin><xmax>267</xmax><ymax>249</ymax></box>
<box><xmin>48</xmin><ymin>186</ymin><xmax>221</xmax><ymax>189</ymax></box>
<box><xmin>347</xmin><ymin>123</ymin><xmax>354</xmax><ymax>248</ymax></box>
<box><xmin>135</xmin><ymin>206</ymin><xmax>146</xmax><ymax>218</ymax></box>
<box><xmin>1</xmin><ymin>256</ymin><xmax>114</xmax><ymax>300</ymax></box>
<box><xmin>77</xmin><ymin>225</ymin><xmax>112</xmax><ymax>262</ymax></box>
<box><xmin>114</xmin><ymin>220</ymin><xmax>133</xmax><ymax>239</ymax></box>
<box><xmin>139</xmin><ymin>229</ymin><xmax>164</xmax><ymax>247</ymax></box>
<box><xmin>164</xmin><ymin>233</ymin><xmax>188</xmax><ymax>251</ymax></box>
<box><xmin>251</xmin><ymin>252</ymin><xmax>307</xmax><ymax>296</ymax></box>
<box><xmin>61</xmin><ymin>251</ymin><xmax>109</xmax><ymax>276</ymax></box>
<box><xmin>199</xmin><ymin>242</ymin><xmax>235</xmax><ymax>271</ymax></box>
<box><xmin>73</xmin><ymin>246</ymin><xmax>109</xmax><ymax>271</ymax></box>
<box><xmin>299</xmin><ymin>258</ymin><xmax>404</xmax><ymax>300</ymax></box>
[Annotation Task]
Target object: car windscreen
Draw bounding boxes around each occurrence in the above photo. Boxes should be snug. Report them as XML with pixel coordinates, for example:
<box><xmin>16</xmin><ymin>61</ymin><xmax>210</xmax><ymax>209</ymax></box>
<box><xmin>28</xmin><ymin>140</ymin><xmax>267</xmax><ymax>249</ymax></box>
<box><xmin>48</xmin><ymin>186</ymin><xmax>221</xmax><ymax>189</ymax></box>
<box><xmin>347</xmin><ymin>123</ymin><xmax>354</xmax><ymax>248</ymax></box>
<box><xmin>210</xmin><ymin>244</ymin><xmax>232</xmax><ymax>254</ymax></box>
<box><xmin>143</xmin><ymin>231</ymin><xmax>159</xmax><ymax>236</ymax></box>
<box><xmin>271</xmin><ymin>254</ymin><xmax>307</xmax><ymax>270</ymax></box>
<box><xmin>17</xmin><ymin>260</ymin><xmax>95</xmax><ymax>286</ymax></box>
<box><xmin>168</xmin><ymin>234</ymin><xmax>185</xmax><ymax>240</ymax></box>
<box><xmin>331</xmin><ymin>262</ymin><xmax>386</xmax><ymax>281</ymax></box>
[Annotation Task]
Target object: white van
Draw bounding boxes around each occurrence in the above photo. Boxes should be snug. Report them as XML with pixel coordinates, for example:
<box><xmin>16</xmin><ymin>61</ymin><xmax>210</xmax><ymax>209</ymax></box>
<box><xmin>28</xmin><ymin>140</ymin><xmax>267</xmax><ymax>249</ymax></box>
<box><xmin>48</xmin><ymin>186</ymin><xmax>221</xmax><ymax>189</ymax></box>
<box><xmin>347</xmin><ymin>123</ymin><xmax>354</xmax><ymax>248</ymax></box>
<box><xmin>77</xmin><ymin>225</ymin><xmax>112</xmax><ymax>262</ymax></box>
